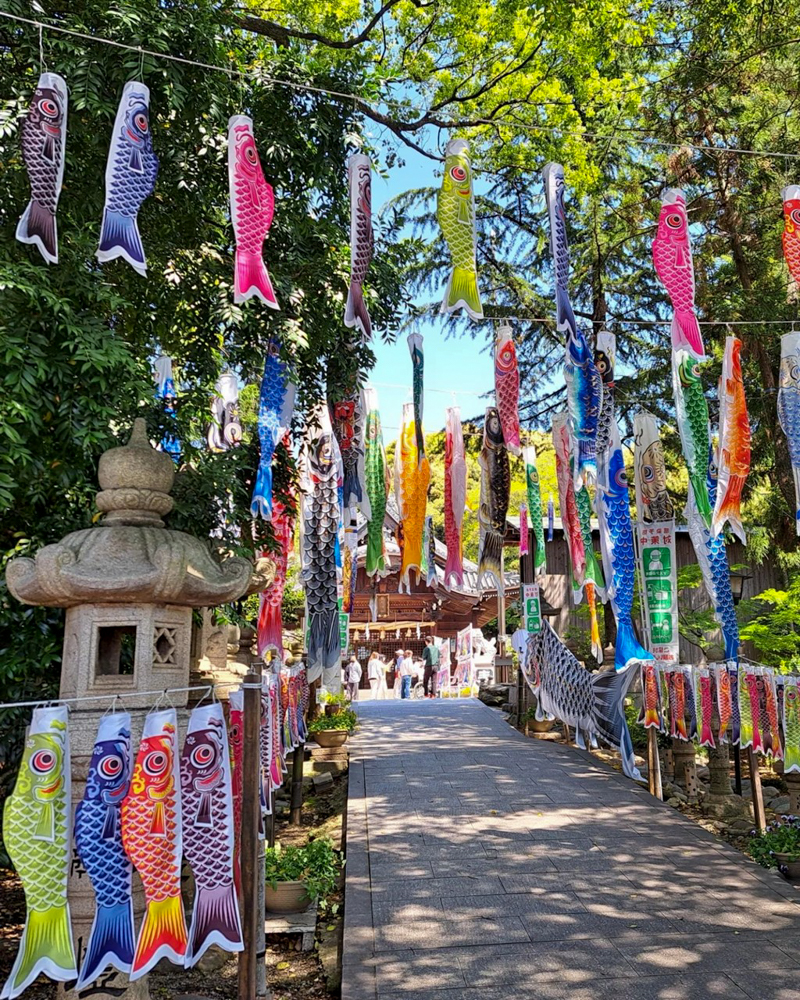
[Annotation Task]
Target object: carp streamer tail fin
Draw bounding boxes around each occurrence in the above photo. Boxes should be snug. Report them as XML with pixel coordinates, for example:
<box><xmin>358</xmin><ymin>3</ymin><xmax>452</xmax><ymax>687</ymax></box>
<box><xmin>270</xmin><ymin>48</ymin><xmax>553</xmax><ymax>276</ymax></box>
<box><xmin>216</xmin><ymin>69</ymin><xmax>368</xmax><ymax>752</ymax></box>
<box><xmin>442</xmin><ymin>266</ymin><xmax>483</xmax><ymax>320</ymax></box>
<box><xmin>76</xmin><ymin>899</ymin><xmax>135</xmax><ymax>990</ymax></box>
<box><xmin>345</xmin><ymin>280</ymin><xmax>372</xmax><ymax>340</ymax></box>
<box><xmin>671</xmin><ymin>308</ymin><xmax>705</xmax><ymax>359</ymax></box>
<box><xmin>130</xmin><ymin>894</ymin><xmax>188</xmax><ymax>980</ymax></box>
<box><xmin>186</xmin><ymin>883</ymin><xmax>243</xmax><ymax>967</ymax></box>
<box><xmin>16</xmin><ymin>199</ymin><xmax>57</xmax><ymax>264</ymax></box>
<box><xmin>3</xmin><ymin>903</ymin><xmax>77</xmax><ymax>998</ymax></box>
<box><xmin>98</xmin><ymin>209</ymin><xmax>146</xmax><ymax>274</ymax></box>
<box><xmin>235</xmin><ymin>249</ymin><xmax>279</xmax><ymax>309</ymax></box>
<box><xmin>614</xmin><ymin>616</ymin><xmax>652</xmax><ymax>673</ymax></box>
<box><xmin>478</xmin><ymin>529</ymin><xmax>503</xmax><ymax>588</ymax></box>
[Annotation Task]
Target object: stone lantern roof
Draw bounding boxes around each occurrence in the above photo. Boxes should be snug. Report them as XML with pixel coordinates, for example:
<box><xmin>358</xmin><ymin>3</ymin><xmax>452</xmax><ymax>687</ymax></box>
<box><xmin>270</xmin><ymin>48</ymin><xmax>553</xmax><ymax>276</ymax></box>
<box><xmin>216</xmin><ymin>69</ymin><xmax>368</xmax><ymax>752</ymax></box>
<box><xmin>7</xmin><ymin>419</ymin><xmax>254</xmax><ymax>608</ymax></box>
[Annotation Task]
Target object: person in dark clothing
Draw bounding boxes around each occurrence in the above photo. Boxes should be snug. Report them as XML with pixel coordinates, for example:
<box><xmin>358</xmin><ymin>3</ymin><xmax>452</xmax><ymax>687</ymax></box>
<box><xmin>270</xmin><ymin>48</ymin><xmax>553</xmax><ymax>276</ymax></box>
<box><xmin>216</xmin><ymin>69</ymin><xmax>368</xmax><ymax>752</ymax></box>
<box><xmin>421</xmin><ymin>636</ymin><xmax>440</xmax><ymax>698</ymax></box>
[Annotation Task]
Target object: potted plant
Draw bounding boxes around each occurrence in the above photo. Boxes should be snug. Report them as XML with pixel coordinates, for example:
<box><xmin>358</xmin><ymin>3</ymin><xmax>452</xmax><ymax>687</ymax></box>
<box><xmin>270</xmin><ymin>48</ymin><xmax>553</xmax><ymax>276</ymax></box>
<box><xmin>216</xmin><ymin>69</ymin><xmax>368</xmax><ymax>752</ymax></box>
<box><xmin>265</xmin><ymin>838</ymin><xmax>340</xmax><ymax>914</ymax></box>
<box><xmin>320</xmin><ymin>690</ymin><xmax>349</xmax><ymax>717</ymax></box>
<box><xmin>748</xmin><ymin>816</ymin><xmax>800</xmax><ymax>880</ymax></box>
<box><xmin>307</xmin><ymin>707</ymin><xmax>357</xmax><ymax>747</ymax></box>
<box><xmin>522</xmin><ymin>705</ymin><xmax>553</xmax><ymax>735</ymax></box>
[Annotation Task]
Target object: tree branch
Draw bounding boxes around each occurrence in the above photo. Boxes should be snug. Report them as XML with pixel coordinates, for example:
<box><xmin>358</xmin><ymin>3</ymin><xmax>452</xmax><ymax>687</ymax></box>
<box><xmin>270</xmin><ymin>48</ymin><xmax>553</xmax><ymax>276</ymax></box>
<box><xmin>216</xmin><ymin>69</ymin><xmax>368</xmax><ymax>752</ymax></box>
<box><xmin>237</xmin><ymin>0</ymin><xmax>435</xmax><ymax>49</ymax></box>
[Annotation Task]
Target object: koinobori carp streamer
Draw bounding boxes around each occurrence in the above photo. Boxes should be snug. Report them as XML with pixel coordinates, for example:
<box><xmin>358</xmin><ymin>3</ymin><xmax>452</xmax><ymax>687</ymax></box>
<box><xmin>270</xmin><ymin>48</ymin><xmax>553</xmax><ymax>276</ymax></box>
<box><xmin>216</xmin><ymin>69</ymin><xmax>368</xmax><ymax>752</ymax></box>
<box><xmin>228</xmin><ymin>115</ymin><xmax>278</xmax><ymax>308</ymax></box>
<box><xmin>97</xmin><ymin>81</ymin><xmax>158</xmax><ymax>275</ymax></box>
<box><xmin>16</xmin><ymin>72</ymin><xmax>68</xmax><ymax>265</ymax></box>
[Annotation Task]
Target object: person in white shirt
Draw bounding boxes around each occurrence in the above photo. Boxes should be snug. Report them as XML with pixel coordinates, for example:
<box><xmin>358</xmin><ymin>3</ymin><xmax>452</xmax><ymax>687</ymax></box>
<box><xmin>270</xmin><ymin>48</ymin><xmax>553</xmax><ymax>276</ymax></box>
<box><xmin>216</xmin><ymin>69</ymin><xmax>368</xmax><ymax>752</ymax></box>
<box><xmin>345</xmin><ymin>653</ymin><xmax>362</xmax><ymax>701</ymax></box>
<box><xmin>399</xmin><ymin>650</ymin><xmax>415</xmax><ymax>699</ymax></box>
<box><xmin>367</xmin><ymin>652</ymin><xmax>383</xmax><ymax>697</ymax></box>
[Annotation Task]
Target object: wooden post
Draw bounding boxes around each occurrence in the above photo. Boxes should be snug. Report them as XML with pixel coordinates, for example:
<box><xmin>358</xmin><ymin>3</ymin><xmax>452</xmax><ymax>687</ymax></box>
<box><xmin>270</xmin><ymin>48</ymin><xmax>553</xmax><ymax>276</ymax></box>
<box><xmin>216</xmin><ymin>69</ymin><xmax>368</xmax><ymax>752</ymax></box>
<box><xmin>664</xmin><ymin>745</ymin><xmax>674</xmax><ymax>782</ymax></box>
<box><xmin>748</xmin><ymin>747</ymin><xmax>767</xmax><ymax>832</ymax></box>
<box><xmin>290</xmin><ymin>744</ymin><xmax>305</xmax><ymax>825</ymax></box>
<box><xmin>647</xmin><ymin>729</ymin><xmax>663</xmax><ymax>800</ymax></box>
<box><xmin>239</xmin><ymin>663</ymin><xmax>262</xmax><ymax>1000</ymax></box>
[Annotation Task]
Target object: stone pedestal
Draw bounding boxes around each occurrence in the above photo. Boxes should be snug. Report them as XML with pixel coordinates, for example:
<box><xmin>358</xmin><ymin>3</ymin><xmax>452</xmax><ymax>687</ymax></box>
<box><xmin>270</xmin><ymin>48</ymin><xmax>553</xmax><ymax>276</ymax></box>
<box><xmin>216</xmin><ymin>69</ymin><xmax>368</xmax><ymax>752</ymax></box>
<box><xmin>672</xmin><ymin>738</ymin><xmax>696</xmax><ymax>789</ymax></box>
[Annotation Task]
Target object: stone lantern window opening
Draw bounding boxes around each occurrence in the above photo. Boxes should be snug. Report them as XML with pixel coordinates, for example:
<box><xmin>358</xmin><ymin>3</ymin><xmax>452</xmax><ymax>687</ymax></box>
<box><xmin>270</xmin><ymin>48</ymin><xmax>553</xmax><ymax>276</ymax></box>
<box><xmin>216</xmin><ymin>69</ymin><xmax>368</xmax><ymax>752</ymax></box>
<box><xmin>96</xmin><ymin>624</ymin><xmax>137</xmax><ymax>676</ymax></box>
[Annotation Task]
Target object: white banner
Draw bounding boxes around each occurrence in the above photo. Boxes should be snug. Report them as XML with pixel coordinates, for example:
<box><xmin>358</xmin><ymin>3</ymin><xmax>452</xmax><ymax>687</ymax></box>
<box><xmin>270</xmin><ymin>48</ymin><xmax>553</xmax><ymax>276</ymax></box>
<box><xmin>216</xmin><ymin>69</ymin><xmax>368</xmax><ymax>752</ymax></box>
<box><xmin>637</xmin><ymin>520</ymin><xmax>680</xmax><ymax>666</ymax></box>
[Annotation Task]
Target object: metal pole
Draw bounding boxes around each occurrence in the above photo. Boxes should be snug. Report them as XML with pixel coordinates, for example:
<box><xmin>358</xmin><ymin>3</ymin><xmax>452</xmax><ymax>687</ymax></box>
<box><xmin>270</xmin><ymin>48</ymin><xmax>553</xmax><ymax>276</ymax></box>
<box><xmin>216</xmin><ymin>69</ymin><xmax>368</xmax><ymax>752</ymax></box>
<box><xmin>290</xmin><ymin>744</ymin><xmax>305</xmax><ymax>825</ymax></box>
<box><xmin>498</xmin><ymin>547</ymin><xmax>506</xmax><ymax>655</ymax></box>
<box><xmin>238</xmin><ymin>664</ymin><xmax>262</xmax><ymax>1000</ymax></box>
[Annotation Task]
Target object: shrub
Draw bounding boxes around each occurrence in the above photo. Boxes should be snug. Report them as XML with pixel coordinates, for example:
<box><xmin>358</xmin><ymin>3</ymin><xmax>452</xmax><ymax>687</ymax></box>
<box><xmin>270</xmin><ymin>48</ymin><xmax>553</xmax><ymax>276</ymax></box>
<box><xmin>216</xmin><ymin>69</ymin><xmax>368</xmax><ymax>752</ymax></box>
<box><xmin>265</xmin><ymin>838</ymin><xmax>340</xmax><ymax>911</ymax></box>
<box><xmin>307</xmin><ymin>709</ymin><xmax>358</xmax><ymax>733</ymax></box>
<box><xmin>748</xmin><ymin>816</ymin><xmax>800</xmax><ymax>867</ymax></box>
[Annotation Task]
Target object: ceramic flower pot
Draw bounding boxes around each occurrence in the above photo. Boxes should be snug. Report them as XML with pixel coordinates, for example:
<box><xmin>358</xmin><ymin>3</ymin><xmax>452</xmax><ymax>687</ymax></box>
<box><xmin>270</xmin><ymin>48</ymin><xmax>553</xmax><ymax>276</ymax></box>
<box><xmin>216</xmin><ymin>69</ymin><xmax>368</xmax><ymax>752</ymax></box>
<box><xmin>265</xmin><ymin>879</ymin><xmax>312</xmax><ymax>914</ymax></box>
<box><xmin>312</xmin><ymin>729</ymin><xmax>349</xmax><ymax>748</ymax></box>
<box><xmin>774</xmin><ymin>852</ymin><xmax>800</xmax><ymax>880</ymax></box>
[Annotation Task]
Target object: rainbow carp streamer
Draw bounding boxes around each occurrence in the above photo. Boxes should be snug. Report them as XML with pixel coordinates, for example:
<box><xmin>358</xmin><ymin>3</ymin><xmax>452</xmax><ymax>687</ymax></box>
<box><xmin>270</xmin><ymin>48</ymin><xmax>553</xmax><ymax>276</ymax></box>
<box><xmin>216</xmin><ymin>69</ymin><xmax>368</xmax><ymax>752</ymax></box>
<box><xmin>712</xmin><ymin>337</ymin><xmax>750</xmax><ymax>543</ymax></box>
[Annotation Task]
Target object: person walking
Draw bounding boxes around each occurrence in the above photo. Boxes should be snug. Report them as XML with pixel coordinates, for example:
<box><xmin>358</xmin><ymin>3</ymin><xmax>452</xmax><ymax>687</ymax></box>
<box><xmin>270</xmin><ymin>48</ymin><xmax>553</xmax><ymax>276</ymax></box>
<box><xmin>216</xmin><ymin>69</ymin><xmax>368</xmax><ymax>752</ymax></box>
<box><xmin>377</xmin><ymin>656</ymin><xmax>389</xmax><ymax>699</ymax></box>
<box><xmin>345</xmin><ymin>652</ymin><xmax>362</xmax><ymax>702</ymax></box>
<box><xmin>367</xmin><ymin>652</ymin><xmax>383</xmax><ymax>698</ymax></box>
<box><xmin>399</xmin><ymin>650</ymin><xmax>414</xmax><ymax>700</ymax></box>
<box><xmin>422</xmin><ymin>636</ymin><xmax>440</xmax><ymax>698</ymax></box>
<box><xmin>393</xmin><ymin>649</ymin><xmax>405</xmax><ymax>698</ymax></box>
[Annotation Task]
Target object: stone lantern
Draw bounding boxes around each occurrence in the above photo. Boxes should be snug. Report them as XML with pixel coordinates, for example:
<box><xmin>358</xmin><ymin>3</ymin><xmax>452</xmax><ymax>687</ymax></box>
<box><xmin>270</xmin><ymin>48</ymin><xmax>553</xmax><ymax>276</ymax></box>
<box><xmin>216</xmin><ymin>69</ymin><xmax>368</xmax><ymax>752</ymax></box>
<box><xmin>6</xmin><ymin>419</ymin><xmax>256</xmax><ymax>999</ymax></box>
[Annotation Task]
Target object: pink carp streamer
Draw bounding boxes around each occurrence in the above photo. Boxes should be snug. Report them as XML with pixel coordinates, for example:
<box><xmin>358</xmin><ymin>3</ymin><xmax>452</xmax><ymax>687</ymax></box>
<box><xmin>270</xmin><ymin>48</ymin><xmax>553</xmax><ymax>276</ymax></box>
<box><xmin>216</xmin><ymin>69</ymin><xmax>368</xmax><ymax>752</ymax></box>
<box><xmin>652</xmin><ymin>188</ymin><xmax>705</xmax><ymax>358</ymax></box>
<box><xmin>494</xmin><ymin>323</ymin><xmax>521</xmax><ymax>456</ymax></box>
<box><xmin>444</xmin><ymin>406</ymin><xmax>467</xmax><ymax>589</ymax></box>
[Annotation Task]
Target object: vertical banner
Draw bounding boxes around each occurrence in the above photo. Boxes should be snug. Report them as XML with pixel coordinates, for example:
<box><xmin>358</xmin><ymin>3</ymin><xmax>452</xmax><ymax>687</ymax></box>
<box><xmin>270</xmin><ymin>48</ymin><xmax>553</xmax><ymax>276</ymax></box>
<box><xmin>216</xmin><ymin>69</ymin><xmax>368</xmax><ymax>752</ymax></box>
<box><xmin>455</xmin><ymin>625</ymin><xmax>473</xmax><ymax>694</ymax></box>
<box><xmin>521</xmin><ymin>582</ymin><xmax>542</xmax><ymax>635</ymax></box>
<box><xmin>636</xmin><ymin>521</ymin><xmax>680</xmax><ymax>666</ymax></box>
<box><xmin>633</xmin><ymin>411</ymin><xmax>680</xmax><ymax>667</ymax></box>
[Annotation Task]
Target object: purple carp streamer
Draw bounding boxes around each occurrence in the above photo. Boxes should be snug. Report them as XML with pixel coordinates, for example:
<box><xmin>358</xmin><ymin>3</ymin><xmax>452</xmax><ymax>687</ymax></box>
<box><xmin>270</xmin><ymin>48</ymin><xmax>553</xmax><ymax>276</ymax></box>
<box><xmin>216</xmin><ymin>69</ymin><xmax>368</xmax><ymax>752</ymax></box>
<box><xmin>97</xmin><ymin>81</ymin><xmax>158</xmax><ymax>275</ymax></box>
<box><xmin>16</xmin><ymin>72</ymin><xmax>68</xmax><ymax>264</ymax></box>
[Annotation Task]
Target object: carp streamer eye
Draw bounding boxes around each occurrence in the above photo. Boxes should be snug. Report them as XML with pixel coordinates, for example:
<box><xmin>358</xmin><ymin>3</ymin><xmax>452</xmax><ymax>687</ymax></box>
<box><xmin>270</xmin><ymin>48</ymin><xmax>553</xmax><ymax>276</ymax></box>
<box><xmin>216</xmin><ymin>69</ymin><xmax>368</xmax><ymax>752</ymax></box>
<box><xmin>230</xmin><ymin>723</ymin><xmax>240</xmax><ymax>741</ymax></box>
<box><xmin>246</xmin><ymin>146</ymin><xmax>258</xmax><ymax>165</ymax></box>
<box><xmin>615</xmin><ymin>467</ymin><xmax>628</xmax><ymax>488</ymax></box>
<box><xmin>38</xmin><ymin>99</ymin><xmax>58</xmax><ymax>118</ymax></box>
<box><xmin>134</xmin><ymin>112</ymin><xmax>149</xmax><ymax>133</ymax></box>
<box><xmin>643</xmin><ymin>465</ymin><xmax>655</xmax><ymax>483</ymax></box>
<box><xmin>31</xmin><ymin>749</ymin><xmax>56</xmax><ymax>774</ymax></box>
<box><xmin>190</xmin><ymin>743</ymin><xmax>215</xmax><ymax>768</ymax></box>
<box><xmin>450</xmin><ymin>165</ymin><xmax>467</xmax><ymax>183</ymax></box>
<box><xmin>143</xmin><ymin>750</ymin><xmax>169</xmax><ymax>776</ymax></box>
<box><xmin>100</xmin><ymin>755</ymin><xmax>123</xmax><ymax>779</ymax></box>
<box><xmin>792</xmin><ymin>209</ymin><xmax>800</xmax><ymax>226</ymax></box>
<box><xmin>666</xmin><ymin>213</ymin><xmax>683</xmax><ymax>229</ymax></box>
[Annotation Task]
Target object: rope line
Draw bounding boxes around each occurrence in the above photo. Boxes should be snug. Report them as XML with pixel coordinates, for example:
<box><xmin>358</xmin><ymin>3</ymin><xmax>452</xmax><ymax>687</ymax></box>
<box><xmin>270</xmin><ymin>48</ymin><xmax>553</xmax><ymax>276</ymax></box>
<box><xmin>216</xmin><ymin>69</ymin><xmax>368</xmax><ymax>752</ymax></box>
<box><xmin>5</xmin><ymin>11</ymin><xmax>800</xmax><ymax>163</ymax></box>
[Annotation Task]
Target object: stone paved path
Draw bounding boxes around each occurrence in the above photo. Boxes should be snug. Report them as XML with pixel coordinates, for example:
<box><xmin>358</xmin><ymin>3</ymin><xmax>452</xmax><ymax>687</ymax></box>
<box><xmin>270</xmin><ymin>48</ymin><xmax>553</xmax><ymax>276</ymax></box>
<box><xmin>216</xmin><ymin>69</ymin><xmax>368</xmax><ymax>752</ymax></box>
<box><xmin>341</xmin><ymin>698</ymin><xmax>800</xmax><ymax>1000</ymax></box>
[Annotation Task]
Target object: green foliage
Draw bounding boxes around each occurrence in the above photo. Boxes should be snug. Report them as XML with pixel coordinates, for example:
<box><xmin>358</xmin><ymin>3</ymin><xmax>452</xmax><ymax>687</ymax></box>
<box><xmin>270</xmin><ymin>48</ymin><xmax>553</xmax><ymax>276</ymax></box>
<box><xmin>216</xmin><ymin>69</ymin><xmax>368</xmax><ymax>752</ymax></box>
<box><xmin>0</xmin><ymin>0</ymin><xmax>409</xmax><ymax>710</ymax></box>
<box><xmin>307</xmin><ymin>709</ymin><xmax>358</xmax><ymax>733</ymax></box>
<box><xmin>739</xmin><ymin>578</ymin><xmax>800</xmax><ymax>671</ymax></box>
<box><xmin>265</xmin><ymin>837</ymin><xmax>340</xmax><ymax>909</ymax></box>
<box><xmin>749</xmin><ymin>817</ymin><xmax>800</xmax><ymax>868</ymax></box>
<box><xmin>318</xmin><ymin>690</ymin><xmax>348</xmax><ymax>709</ymax></box>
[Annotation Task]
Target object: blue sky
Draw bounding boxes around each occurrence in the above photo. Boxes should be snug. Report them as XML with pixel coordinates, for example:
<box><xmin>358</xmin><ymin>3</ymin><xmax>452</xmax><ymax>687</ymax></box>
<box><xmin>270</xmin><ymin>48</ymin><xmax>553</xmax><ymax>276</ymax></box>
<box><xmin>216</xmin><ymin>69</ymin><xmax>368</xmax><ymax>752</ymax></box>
<box><xmin>369</xmin><ymin>143</ymin><xmax>498</xmax><ymax>441</ymax></box>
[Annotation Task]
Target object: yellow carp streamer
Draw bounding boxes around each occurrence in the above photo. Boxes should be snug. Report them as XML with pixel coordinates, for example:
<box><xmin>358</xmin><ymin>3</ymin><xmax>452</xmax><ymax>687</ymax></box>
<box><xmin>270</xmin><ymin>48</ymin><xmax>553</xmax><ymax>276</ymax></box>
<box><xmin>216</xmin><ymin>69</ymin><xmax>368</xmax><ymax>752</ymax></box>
<box><xmin>395</xmin><ymin>402</ymin><xmax>430</xmax><ymax>593</ymax></box>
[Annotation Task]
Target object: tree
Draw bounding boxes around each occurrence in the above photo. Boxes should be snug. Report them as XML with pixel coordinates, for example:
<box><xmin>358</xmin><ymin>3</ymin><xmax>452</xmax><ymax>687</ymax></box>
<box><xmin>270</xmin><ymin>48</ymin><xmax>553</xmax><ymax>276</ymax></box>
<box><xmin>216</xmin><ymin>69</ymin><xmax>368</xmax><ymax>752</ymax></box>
<box><xmin>0</xmin><ymin>0</ymin><xmax>410</xmax><ymax>739</ymax></box>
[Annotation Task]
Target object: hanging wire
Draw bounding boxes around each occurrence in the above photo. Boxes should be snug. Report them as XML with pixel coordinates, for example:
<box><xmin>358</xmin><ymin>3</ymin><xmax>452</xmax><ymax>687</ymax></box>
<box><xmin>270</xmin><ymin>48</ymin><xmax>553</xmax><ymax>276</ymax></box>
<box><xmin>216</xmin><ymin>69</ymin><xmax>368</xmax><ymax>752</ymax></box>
<box><xmin>0</xmin><ymin>683</ymin><xmax>239</xmax><ymax>713</ymax></box>
<box><xmin>6</xmin><ymin>11</ymin><xmax>800</xmax><ymax>164</ymax></box>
